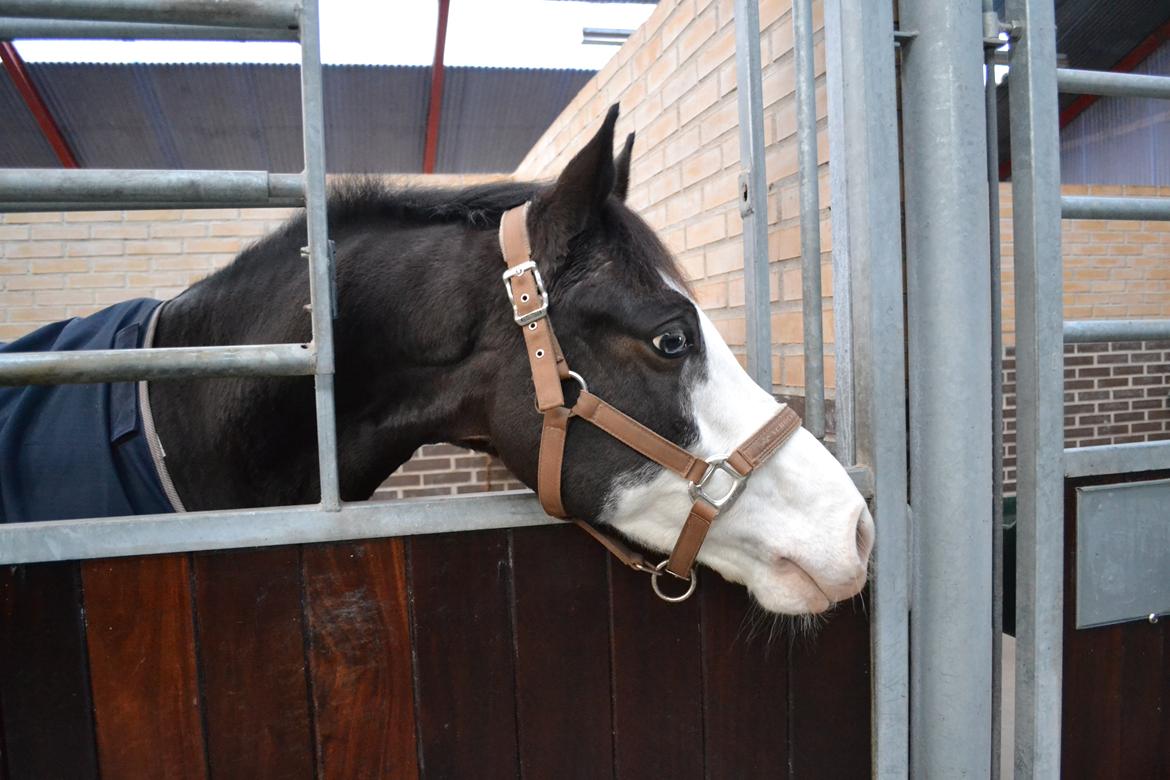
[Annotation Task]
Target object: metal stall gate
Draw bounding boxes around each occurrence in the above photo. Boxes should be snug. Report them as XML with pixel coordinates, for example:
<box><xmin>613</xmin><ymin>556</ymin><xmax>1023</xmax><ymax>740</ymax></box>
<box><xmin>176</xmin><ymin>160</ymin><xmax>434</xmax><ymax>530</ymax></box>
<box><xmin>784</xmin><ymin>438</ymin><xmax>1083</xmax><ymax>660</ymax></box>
<box><xmin>0</xmin><ymin>1</ymin><xmax>879</xmax><ymax>777</ymax></box>
<box><xmin>827</xmin><ymin>0</ymin><xmax>1170</xmax><ymax>776</ymax></box>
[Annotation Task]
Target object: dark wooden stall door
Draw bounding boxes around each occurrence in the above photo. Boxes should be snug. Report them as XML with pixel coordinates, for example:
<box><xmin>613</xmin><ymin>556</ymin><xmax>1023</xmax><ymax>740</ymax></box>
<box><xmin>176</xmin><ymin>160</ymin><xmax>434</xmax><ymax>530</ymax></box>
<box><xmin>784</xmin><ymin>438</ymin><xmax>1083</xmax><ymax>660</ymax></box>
<box><xmin>193</xmin><ymin>547</ymin><xmax>315</xmax><ymax>780</ymax></box>
<box><xmin>0</xmin><ymin>562</ymin><xmax>98</xmax><ymax>779</ymax></box>
<box><xmin>409</xmin><ymin>530</ymin><xmax>521</xmax><ymax>778</ymax></box>
<box><xmin>303</xmin><ymin>539</ymin><xmax>419</xmax><ymax>780</ymax></box>
<box><xmin>1062</xmin><ymin>473</ymin><xmax>1170</xmax><ymax>780</ymax></box>
<box><xmin>510</xmin><ymin>525</ymin><xmax>614</xmax><ymax>777</ymax></box>
<box><xmin>82</xmin><ymin>554</ymin><xmax>207</xmax><ymax>780</ymax></box>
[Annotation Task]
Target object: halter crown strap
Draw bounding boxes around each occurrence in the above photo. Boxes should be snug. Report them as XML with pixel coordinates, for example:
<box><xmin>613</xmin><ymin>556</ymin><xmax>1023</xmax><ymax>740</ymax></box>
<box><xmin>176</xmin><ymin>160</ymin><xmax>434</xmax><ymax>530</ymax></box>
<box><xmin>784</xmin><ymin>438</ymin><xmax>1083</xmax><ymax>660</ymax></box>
<box><xmin>498</xmin><ymin>203</ymin><xmax>803</xmax><ymax>600</ymax></box>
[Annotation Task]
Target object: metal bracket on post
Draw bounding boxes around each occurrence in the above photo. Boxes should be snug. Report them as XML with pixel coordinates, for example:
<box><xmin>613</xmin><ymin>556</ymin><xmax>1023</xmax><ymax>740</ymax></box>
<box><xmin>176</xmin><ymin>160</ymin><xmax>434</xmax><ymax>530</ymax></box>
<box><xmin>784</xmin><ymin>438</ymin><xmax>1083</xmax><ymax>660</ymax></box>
<box><xmin>301</xmin><ymin>240</ymin><xmax>338</xmax><ymax>319</ymax></box>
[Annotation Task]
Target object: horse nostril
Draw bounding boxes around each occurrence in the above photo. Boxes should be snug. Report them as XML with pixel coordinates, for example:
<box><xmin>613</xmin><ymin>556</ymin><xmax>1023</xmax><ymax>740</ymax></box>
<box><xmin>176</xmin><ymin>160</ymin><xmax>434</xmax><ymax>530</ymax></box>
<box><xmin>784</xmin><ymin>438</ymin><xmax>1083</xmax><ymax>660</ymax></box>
<box><xmin>855</xmin><ymin>505</ymin><xmax>875</xmax><ymax>565</ymax></box>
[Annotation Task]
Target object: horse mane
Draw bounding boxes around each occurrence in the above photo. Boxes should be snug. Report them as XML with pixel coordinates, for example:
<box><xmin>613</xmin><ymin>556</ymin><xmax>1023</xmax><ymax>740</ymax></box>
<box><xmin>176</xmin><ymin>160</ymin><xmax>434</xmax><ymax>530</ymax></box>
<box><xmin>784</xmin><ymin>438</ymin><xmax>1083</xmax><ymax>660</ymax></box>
<box><xmin>196</xmin><ymin>176</ymin><xmax>688</xmax><ymax>294</ymax></box>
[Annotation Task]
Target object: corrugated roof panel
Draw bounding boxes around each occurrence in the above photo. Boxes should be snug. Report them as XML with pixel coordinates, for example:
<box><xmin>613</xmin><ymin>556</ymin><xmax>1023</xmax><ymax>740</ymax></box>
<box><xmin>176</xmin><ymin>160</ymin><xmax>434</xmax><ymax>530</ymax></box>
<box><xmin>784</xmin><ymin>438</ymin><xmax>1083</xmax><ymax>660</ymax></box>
<box><xmin>324</xmin><ymin>65</ymin><xmax>430</xmax><ymax>174</ymax></box>
<box><xmin>436</xmin><ymin>67</ymin><xmax>593</xmax><ymax>173</ymax></box>
<box><xmin>1060</xmin><ymin>38</ymin><xmax>1170</xmax><ymax>186</ymax></box>
<box><xmin>0</xmin><ymin>72</ymin><xmax>59</xmax><ymax>168</ymax></box>
<box><xmin>27</xmin><ymin>63</ymin><xmax>171</xmax><ymax>168</ymax></box>
<box><xmin>3</xmin><ymin>63</ymin><xmax>577</xmax><ymax>174</ymax></box>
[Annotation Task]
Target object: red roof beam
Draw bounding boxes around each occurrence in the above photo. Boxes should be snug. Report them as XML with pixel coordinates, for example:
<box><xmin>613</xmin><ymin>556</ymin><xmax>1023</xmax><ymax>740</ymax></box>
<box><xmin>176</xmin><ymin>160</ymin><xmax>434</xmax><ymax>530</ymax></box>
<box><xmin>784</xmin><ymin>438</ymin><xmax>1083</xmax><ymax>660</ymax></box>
<box><xmin>422</xmin><ymin>0</ymin><xmax>451</xmax><ymax>175</ymax></box>
<box><xmin>0</xmin><ymin>40</ymin><xmax>79</xmax><ymax>168</ymax></box>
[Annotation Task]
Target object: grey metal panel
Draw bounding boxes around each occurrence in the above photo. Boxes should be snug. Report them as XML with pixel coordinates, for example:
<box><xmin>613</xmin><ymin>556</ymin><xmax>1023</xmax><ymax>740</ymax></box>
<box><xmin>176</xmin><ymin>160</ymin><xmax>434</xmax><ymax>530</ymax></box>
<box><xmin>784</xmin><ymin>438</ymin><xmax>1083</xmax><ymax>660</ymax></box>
<box><xmin>1075</xmin><ymin>479</ymin><xmax>1170</xmax><ymax>628</ymax></box>
<box><xmin>0</xmin><ymin>69</ymin><xmax>59</xmax><ymax>167</ymax></box>
<box><xmin>436</xmin><ymin>67</ymin><xmax>592</xmax><ymax>173</ymax></box>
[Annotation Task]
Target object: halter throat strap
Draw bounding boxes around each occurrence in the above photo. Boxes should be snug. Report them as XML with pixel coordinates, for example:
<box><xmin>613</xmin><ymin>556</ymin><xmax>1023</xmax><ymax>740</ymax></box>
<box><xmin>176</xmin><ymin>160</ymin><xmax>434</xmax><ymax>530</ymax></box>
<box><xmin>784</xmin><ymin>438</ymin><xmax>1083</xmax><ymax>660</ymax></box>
<box><xmin>498</xmin><ymin>204</ymin><xmax>802</xmax><ymax>597</ymax></box>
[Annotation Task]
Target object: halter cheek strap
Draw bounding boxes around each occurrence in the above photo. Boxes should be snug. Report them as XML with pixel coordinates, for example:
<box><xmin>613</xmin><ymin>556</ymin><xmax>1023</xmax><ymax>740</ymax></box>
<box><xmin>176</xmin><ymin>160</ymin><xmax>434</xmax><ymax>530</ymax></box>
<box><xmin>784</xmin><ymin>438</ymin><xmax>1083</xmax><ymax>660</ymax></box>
<box><xmin>498</xmin><ymin>204</ymin><xmax>802</xmax><ymax>601</ymax></box>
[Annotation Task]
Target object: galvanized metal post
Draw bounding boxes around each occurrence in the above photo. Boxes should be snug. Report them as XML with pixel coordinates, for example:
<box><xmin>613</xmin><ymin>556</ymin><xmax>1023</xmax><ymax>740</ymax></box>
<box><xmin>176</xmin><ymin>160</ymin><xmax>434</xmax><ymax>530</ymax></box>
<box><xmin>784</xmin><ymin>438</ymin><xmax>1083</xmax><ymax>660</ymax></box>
<box><xmin>984</xmin><ymin>11</ymin><xmax>1006</xmax><ymax>780</ymax></box>
<box><xmin>733</xmin><ymin>0</ymin><xmax>772</xmax><ymax>391</ymax></box>
<box><xmin>827</xmin><ymin>0</ymin><xmax>909</xmax><ymax>775</ymax></box>
<box><xmin>899</xmin><ymin>0</ymin><xmax>994</xmax><ymax>776</ymax></box>
<box><xmin>298</xmin><ymin>0</ymin><xmax>341</xmax><ymax>511</ymax></box>
<box><xmin>793</xmin><ymin>0</ymin><xmax>825</xmax><ymax>438</ymax></box>
<box><xmin>1006</xmin><ymin>0</ymin><xmax>1064</xmax><ymax>774</ymax></box>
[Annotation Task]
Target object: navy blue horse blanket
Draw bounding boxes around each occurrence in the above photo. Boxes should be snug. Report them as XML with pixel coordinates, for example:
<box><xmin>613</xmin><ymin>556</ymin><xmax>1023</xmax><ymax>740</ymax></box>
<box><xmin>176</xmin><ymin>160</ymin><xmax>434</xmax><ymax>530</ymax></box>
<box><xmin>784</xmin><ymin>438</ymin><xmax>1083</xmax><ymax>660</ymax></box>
<box><xmin>0</xmin><ymin>298</ymin><xmax>177</xmax><ymax>523</ymax></box>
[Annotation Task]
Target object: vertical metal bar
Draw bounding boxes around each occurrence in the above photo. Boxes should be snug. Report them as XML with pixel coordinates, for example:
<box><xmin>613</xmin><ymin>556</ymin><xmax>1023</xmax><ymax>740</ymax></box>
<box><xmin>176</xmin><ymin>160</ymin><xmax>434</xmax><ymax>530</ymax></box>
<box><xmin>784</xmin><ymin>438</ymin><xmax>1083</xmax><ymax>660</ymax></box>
<box><xmin>1006</xmin><ymin>0</ymin><xmax>1064</xmax><ymax>774</ymax></box>
<box><xmin>793</xmin><ymin>0</ymin><xmax>825</xmax><ymax>438</ymax></box>
<box><xmin>983</xmin><ymin>4</ymin><xmax>1005</xmax><ymax>777</ymax></box>
<box><xmin>825</xmin><ymin>0</ymin><xmax>854</xmax><ymax>466</ymax></box>
<box><xmin>828</xmin><ymin>0</ymin><xmax>909</xmax><ymax>775</ymax></box>
<box><xmin>298</xmin><ymin>0</ymin><xmax>341</xmax><ymax>511</ymax></box>
<box><xmin>900</xmin><ymin>0</ymin><xmax>994</xmax><ymax>776</ymax></box>
<box><xmin>733</xmin><ymin>0</ymin><xmax>772</xmax><ymax>391</ymax></box>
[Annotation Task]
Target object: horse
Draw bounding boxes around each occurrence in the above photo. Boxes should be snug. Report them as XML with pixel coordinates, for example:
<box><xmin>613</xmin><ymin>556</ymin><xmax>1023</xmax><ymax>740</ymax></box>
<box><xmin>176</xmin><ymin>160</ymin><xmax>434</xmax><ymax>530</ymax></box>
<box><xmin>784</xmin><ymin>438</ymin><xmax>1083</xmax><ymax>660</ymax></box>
<box><xmin>0</xmin><ymin>104</ymin><xmax>872</xmax><ymax>615</ymax></box>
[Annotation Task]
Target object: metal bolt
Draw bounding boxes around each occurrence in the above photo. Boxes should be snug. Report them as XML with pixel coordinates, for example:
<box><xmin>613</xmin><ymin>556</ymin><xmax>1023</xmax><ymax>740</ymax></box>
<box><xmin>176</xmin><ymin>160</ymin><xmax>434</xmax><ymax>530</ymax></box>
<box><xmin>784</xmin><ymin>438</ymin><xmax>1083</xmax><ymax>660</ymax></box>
<box><xmin>1150</xmin><ymin>613</ymin><xmax>1160</xmax><ymax>625</ymax></box>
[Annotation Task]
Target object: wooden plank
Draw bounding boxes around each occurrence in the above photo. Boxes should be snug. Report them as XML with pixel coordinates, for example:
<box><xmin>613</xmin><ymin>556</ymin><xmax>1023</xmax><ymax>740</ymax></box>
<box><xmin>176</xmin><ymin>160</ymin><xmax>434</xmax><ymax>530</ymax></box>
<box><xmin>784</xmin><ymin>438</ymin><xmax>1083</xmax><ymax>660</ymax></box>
<box><xmin>511</xmin><ymin>524</ymin><xmax>613</xmax><ymax>777</ymax></box>
<box><xmin>609</xmin><ymin>557</ymin><xmax>703</xmax><ymax>779</ymax></box>
<box><xmin>1117</xmin><ymin>619</ymin><xmax>1165</xmax><ymax>779</ymax></box>
<box><xmin>0</xmin><ymin>562</ymin><xmax>98</xmax><ymax>778</ymax></box>
<box><xmin>409</xmin><ymin>530</ymin><xmax>518</xmax><ymax>778</ymax></box>
<box><xmin>192</xmin><ymin>547</ymin><xmax>314</xmax><ymax>780</ymax></box>
<box><xmin>82</xmin><ymin>555</ymin><xmax>207</xmax><ymax>780</ymax></box>
<box><xmin>700</xmin><ymin>574</ymin><xmax>788</xmax><ymax>777</ymax></box>
<box><xmin>303</xmin><ymin>540</ymin><xmax>418</xmax><ymax>780</ymax></box>
<box><xmin>787</xmin><ymin>597</ymin><xmax>872</xmax><ymax>779</ymax></box>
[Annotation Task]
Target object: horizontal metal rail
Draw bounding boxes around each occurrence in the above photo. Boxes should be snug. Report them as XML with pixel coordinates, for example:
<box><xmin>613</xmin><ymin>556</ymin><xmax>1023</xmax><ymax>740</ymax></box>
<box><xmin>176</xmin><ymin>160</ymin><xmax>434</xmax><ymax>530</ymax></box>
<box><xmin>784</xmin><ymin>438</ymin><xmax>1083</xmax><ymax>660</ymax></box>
<box><xmin>0</xmin><ymin>343</ymin><xmax>313</xmax><ymax>386</ymax></box>
<box><xmin>1061</xmin><ymin>195</ymin><xmax>1170</xmax><ymax>221</ymax></box>
<box><xmin>1063</xmin><ymin>319</ymin><xmax>1170</xmax><ymax>343</ymax></box>
<box><xmin>1065</xmin><ymin>441</ymin><xmax>1170</xmax><ymax>478</ymax></box>
<box><xmin>0</xmin><ymin>0</ymin><xmax>299</xmax><ymax>32</ymax></box>
<box><xmin>0</xmin><ymin>491</ymin><xmax>557</xmax><ymax>564</ymax></box>
<box><xmin>1056</xmin><ymin>68</ymin><xmax>1170</xmax><ymax>100</ymax></box>
<box><xmin>0</xmin><ymin>16</ymin><xmax>298</xmax><ymax>40</ymax></box>
<box><xmin>0</xmin><ymin>169</ymin><xmax>303</xmax><ymax>206</ymax></box>
<box><xmin>0</xmin><ymin>198</ymin><xmax>304</xmax><ymax>212</ymax></box>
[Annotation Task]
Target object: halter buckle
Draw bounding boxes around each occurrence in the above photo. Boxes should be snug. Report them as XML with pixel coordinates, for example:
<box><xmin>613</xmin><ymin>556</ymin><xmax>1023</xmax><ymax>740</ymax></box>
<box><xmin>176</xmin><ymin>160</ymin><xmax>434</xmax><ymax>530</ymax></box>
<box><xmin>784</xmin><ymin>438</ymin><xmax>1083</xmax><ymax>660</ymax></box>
<box><xmin>688</xmin><ymin>459</ymin><xmax>748</xmax><ymax>511</ymax></box>
<box><xmin>502</xmin><ymin>261</ymin><xmax>548</xmax><ymax>325</ymax></box>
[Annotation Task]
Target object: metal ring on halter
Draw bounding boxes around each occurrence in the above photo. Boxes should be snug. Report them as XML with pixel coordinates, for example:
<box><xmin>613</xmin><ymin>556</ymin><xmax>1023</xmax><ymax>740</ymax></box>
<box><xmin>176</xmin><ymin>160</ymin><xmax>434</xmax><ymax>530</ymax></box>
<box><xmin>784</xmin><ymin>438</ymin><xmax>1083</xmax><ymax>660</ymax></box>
<box><xmin>650</xmin><ymin>559</ymin><xmax>697</xmax><ymax>602</ymax></box>
<box><xmin>566</xmin><ymin>370</ymin><xmax>588</xmax><ymax>393</ymax></box>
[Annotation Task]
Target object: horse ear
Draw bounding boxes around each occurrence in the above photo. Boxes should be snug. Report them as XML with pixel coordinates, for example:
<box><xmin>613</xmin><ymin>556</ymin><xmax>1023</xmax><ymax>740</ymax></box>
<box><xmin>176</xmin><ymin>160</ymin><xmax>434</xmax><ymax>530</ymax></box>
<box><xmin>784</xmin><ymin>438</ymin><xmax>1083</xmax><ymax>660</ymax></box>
<box><xmin>542</xmin><ymin>103</ymin><xmax>620</xmax><ymax>236</ymax></box>
<box><xmin>613</xmin><ymin>132</ymin><xmax>635</xmax><ymax>202</ymax></box>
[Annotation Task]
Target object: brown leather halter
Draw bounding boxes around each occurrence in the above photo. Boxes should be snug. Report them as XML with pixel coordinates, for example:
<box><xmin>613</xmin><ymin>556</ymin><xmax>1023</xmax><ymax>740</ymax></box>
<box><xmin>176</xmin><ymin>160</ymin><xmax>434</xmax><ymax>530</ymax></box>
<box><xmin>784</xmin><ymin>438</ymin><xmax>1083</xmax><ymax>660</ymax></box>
<box><xmin>499</xmin><ymin>204</ymin><xmax>803</xmax><ymax>602</ymax></box>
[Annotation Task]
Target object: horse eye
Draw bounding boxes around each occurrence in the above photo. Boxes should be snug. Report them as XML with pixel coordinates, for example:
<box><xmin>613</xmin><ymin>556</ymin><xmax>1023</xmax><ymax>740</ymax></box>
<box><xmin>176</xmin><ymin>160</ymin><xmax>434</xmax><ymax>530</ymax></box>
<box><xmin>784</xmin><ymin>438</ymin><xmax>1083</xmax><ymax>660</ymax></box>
<box><xmin>651</xmin><ymin>330</ymin><xmax>691</xmax><ymax>357</ymax></box>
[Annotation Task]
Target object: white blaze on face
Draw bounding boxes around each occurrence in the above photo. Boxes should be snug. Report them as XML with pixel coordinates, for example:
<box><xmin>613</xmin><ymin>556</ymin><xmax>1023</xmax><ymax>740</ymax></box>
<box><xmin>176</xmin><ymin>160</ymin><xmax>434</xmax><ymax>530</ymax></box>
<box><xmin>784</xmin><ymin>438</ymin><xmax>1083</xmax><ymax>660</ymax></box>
<box><xmin>601</xmin><ymin>303</ymin><xmax>874</xmax><ymax>615</ymax></box>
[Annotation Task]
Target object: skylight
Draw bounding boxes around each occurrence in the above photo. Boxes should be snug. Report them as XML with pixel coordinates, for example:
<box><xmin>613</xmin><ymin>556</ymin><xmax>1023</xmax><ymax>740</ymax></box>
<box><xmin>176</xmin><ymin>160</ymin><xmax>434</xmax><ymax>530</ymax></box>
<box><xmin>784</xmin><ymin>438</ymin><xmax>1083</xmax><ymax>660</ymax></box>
<box><xmin>12</xmin><ymin>0</ymin><xmax>657</xmax><ymax>70</ymax></box>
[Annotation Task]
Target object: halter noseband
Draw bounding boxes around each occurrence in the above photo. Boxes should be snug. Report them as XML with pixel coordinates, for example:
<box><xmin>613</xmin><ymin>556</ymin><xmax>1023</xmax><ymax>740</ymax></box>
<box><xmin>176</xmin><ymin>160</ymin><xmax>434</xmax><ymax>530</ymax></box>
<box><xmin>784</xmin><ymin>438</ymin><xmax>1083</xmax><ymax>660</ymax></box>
<box><xmin>498</xmin><ymin>204</ymin><xmax>802</xmax><ymax>602</ymax></box>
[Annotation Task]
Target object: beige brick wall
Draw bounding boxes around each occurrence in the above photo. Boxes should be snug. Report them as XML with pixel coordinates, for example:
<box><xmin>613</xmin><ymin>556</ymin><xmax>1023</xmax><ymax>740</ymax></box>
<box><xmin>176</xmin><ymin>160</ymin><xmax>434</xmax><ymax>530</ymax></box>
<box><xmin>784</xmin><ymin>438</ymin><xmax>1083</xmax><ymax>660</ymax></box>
<box><xmin>999</xmin><ymin>183</ymin><xmax>1170</xmax><ymax>344</ymax></box>
<box><xmin>515</xmin><ymin>0</ymin><xmax>833</xmax><ymax>400</ymax></box>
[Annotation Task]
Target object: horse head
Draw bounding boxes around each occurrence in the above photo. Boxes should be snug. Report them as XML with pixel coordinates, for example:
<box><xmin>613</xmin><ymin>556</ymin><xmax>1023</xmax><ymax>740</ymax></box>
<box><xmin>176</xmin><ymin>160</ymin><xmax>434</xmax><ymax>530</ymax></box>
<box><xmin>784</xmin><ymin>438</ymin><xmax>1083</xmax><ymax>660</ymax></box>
<box><xmin>486</xmin><ymin>105</ymin><xmax>873</xmax><ymax>614</ymax></box>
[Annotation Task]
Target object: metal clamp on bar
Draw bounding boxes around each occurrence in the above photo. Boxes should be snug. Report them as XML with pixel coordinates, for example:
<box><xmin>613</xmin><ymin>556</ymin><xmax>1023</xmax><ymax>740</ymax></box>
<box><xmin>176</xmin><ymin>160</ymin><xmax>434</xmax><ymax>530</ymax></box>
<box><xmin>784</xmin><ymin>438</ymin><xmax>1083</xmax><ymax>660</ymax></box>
<box><xmin>0</xmin><ymin>17</ymin><xmax>299</xmax><ymax>41</ymax></box>
<box><xmin>1056</xmin><ymin>68</ymin><xmax>1170</xmax><ymax>100</ymax></box>
<box><xmin>0</xmin><ymin>0</ymin><xmax>300</xmax><ymax>32</ymax></box>
<box><xmin>1061</xmin><ymin>195</ymin><xmax>1170</xmax><ymax>222</ymax></box>
<box><xmin>0</xmin><ymin>169</ymin><xmax>305</xmax><ymax>208</ymax></box>
<box><xmin>0</xmin><ymin>344</ymin><xmax>314</xmax><ymax>386</ymax></box>
<box><xmin>1063</xmin><ymin>319</ymin><xmax>1170</xmax><ymax>343</ymax></box>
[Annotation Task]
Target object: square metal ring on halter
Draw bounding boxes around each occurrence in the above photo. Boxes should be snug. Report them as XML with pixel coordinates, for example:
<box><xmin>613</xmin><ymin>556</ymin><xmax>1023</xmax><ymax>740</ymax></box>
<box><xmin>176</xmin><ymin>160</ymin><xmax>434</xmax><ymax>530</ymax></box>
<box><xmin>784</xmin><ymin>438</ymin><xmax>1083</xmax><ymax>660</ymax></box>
<box><xmin>502</xmin><ymin>261</ymin><xmax>548</xmax><ymax>325</ymax></box>
<box><xmin>688</xmin><ymin>458</ymin><xmax>748</xmax><ymax>510</ymax></box>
